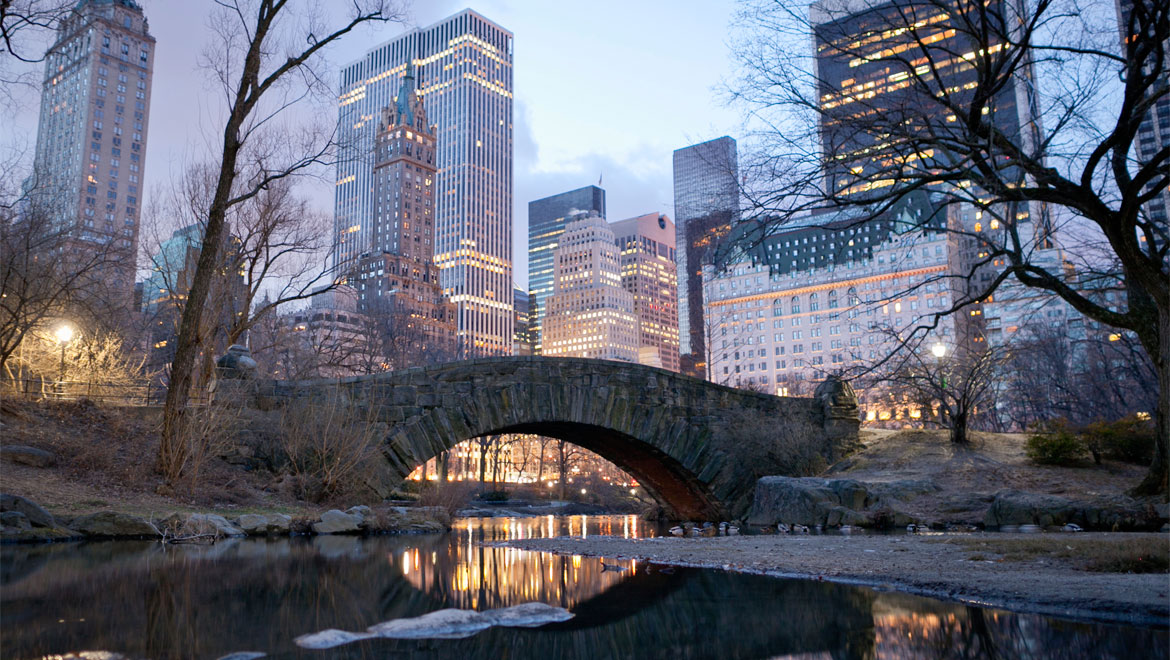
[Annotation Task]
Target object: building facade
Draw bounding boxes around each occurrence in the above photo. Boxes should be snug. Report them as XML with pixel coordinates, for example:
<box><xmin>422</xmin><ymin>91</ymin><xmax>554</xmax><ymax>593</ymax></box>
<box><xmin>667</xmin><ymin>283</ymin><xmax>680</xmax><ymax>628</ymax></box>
<box><xmin>336</xmin><ymin>9</ymin><xmax>513</xmax><ymax>356</ymax></box>
<box><xmin>527</xmin><ymin>185</ymin><xmax>606</xmax><ymax>354</ymax></box>
<box><xmin>811</xmin><ymin>0</ymin><xmax>1040</xmax><ymax>199</ymax></box>
<box><xmin>1116</xmin><ymin>0</ymin><xmax>1169</xmax><ymax>231</ymax></box>
<box><xmin>543</xmin><ymin>213</ymin><xmax>638</xmax><ymax>362</ymax></box>
<box><xmin>512</xmin><ymin>285</ymin><xmax>534</xmax><ymax>356</ymax></box>
<box><xmin>141</xmin><ymin>224</ymin><xmax>244</xmax><ymax>378</ymax></box>
<box><xmin>285</xmin><ymin>286</ymin><xmax>374</xmax><ymax>379</ymax></box>
<box><xmin>609</xmin><ymin>212</ymin><xmax>680</xmax><ymax>371</ymax></box>
<box><xmin>672</xmin><ymin>137</ymin><xmax>739</xmax><ymax>376</ymax></box>
<box><xmin>350</xmin><ymin>64</ymin><xmax>457</xmax><ymax>367</ymax></box>
<box><xmin>704</xmin><ymin>194</ymin><xmax>979</xmax><ymax>420</ymax></box>
<box><xmin>24</xmin><ymin>0</ymin><xmax>155</xmax><ymax>299</ymax></box>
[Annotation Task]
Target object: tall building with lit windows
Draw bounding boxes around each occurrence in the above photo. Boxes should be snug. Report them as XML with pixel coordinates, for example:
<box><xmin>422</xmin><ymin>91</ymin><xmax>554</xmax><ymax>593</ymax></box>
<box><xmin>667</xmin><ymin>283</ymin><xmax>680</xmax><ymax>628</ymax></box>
<box><xmin>336</xmin><ymin>9</ymin><xmax>513</xmax><ymax>355</ymax></box>
<box><xmin>811</xmin><ymin>0</ymin><xmax>1041</xmax><ymax>201</ymax></box>
<box><xmin>703</xmin><ymin>192</ymin><xmax>981</xmax><ymax>421</ymax></box>
<box><xmin>24</xmin><ymin>0</ymin><xmax>155</xmax><ymax>300</ymax></box>
<box><xmin>543</xmin><ymin>213</ymin><xmax>638</xmax><ymax>362</ymax></box>
<box><xmin>527</xmin><ymin>185</ymin><xmax>606</xmax><ymax>353</ymax></box>
<box><xmin>351</xmin><ymin>64</ymin><xmax>457</xmax><ymax>364</ymax></box>
<box><xmin>1115</xmin><ymin>0</ymin><xmax>1169</xmax><ymax>231</ymax></box>
<box><xmin>610</xmin><ymin>212</ymin><xmax>680</xmax><ymax>371</ymax></box>
<box><xmin>673</xmin><ymin>137</ymin><xmax>739</xmax><ymax>377</ymax></box>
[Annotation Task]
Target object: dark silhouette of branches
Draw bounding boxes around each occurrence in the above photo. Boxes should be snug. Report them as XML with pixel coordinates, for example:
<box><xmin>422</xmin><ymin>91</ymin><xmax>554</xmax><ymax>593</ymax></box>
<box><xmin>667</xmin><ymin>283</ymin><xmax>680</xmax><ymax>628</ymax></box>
<box><xmin>729</xmin><ymin>0</ymin><xmax>1169</xmax><ymax>493</ymax></box>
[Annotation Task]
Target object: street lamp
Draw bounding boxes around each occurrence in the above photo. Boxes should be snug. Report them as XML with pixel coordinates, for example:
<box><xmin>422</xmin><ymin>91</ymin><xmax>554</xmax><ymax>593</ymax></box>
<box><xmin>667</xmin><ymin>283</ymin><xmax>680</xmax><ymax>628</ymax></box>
<box><xmin>931</xmin><ymin>342</ymin><xmax>947</xmax><ymax>359</ymax></box>
<box><xmin>55</xmin><ymin>323</ymin><xmax>75</xmax><ymax>395</ymax></box>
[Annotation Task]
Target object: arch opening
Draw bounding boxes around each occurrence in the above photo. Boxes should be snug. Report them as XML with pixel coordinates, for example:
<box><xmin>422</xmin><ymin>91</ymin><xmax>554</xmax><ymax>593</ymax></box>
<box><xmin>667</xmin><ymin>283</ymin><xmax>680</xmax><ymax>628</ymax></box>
<box><xmin>395</xmin><ymin>422</ymin><xmax>726</xmax><ymax>521</ymax></box>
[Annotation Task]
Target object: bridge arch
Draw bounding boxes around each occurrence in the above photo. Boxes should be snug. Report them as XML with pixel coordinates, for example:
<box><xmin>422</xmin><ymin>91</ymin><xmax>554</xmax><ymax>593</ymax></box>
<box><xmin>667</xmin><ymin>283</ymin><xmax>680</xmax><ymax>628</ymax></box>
<box><xmin>266</xmin><ymin>357</ymin><xmax>858</xmax><ymax>520</ymax></box>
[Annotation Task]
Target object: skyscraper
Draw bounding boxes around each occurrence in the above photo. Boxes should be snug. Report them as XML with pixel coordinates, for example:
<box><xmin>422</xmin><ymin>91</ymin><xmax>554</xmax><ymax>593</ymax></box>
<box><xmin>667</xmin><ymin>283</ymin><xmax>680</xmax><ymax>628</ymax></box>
<box><xmin>350</xmin><ymin>63</ymin><xmax>457</xmax><ymax>365</ymax></box>
<box><xmin>811</xmin><ymin>0</ymin><xmax>1040</xmax><ymax>200</ymax></box>
<box><xmin>512</xmin><ymin>285</ymin><xmax>533</xmax><ymax>356</ymax></box>
<box><xmin>1116</xmin><ymin>0</ymin><xmax>1169</xmax><ymax>230</ymax></box>
<box><xmin>24</xmin><ymin>0</ymin><xmax>155</xmax><ymax>299</ymax></box>
<box><xmin>543</xmin><ymin>213</ymin><xmax>638</xmax><ymax>362</ymax></box>
<box><xmin>526</xmin><ymin>185</ymin><xmax>606</xmax><ymax>353</ymax></box>
<box><xmin>336</xmin><ymin>9</ymin><xmax>513</xmax><ymax>355</ymax></box>
<box><xmin>610</xmin><ymin>212</ymin><xmax>680</xmax><ymax>371</ymax></box>
<box><xmin>672</xmin><ymin>136</ymin><xmax>739</xmax><ymax>377</ymax></box>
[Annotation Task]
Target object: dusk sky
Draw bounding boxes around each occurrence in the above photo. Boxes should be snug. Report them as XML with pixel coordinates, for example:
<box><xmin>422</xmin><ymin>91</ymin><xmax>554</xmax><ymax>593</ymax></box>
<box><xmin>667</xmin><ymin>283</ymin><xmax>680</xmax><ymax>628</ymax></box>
<box><xmin>8</xmin><ymin>0</ymin><xmax>746</xmax><ymax>287</ymax></box>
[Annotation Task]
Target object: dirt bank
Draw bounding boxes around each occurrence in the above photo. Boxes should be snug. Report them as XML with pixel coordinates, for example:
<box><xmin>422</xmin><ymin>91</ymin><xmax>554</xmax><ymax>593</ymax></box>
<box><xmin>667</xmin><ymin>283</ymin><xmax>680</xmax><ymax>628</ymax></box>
<box><xmin>497</xmin><ymin>532</ymin><xmax>1170</xmax><ymax>627</ymax></box>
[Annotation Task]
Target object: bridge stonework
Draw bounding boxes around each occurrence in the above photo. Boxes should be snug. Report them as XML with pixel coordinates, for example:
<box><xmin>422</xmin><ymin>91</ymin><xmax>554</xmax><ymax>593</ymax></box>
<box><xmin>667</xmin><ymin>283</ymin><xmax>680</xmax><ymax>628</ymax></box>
<box><xmin>263</xmin><ymin>357</ymin><xmax>859</xmax><ymax>521</ymax></box>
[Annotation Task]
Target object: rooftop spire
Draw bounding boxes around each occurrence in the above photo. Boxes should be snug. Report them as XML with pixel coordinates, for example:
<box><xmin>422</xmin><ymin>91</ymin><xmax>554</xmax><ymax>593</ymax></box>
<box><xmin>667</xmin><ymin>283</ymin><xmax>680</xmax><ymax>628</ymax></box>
<box><xmin>396</xmin><ymin>60</ymin><xmax>417</xmax><ymax>127</ymax></box>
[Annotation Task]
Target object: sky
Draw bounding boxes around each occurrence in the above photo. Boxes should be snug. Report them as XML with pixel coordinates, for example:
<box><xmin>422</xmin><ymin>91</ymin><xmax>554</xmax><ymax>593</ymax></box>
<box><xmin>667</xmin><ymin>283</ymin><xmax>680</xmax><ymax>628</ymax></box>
<box><xmin>8</xmin><ymin>0</ymin><xmax>746</xmax><ymax>289</ymax></box>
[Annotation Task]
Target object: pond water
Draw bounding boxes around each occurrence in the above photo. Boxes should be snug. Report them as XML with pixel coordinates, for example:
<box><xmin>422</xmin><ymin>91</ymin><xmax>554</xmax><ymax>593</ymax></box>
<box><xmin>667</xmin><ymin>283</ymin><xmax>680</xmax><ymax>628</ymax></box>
<box><xmin>1</xmin><ymin>515</ymin><xmax>1165</xmax><ymax>659</ymax></box>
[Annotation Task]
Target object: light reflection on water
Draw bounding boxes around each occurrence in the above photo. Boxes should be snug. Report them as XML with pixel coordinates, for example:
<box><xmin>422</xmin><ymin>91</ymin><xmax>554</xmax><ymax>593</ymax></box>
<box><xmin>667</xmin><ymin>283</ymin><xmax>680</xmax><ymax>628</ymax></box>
<box><xmin>398</xmin><ymin>515</ymin><xmax>656</xmax><ymax>611</ymax></box>
<box><xmin>0</xmin><ymin>515</ymin><xmax>1164</xmax><ymax>659</ymax></box>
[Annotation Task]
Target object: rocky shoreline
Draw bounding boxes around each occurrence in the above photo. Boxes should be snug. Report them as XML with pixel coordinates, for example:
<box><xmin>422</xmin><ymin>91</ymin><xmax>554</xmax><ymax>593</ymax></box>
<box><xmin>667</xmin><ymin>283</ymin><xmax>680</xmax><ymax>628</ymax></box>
<box><xmin>495</xmin><ymin>533</ymin><xmax>1170</xmax><ymax>627</ymax></box>
<box><xmin>0</xmin><ymin>493</ymin><xmax>449</xmax><ymax>543</ymax></box>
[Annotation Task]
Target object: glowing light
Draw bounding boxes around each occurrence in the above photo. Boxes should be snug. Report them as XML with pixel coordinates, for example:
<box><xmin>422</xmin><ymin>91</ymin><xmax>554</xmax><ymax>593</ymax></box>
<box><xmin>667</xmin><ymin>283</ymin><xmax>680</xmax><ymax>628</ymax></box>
<box><xmin>931</xmin><ymin>343</ymin><xmax>947</xmax><ymax>358</ymax></box>
<box><xmin>54</xmin><ymin>324</ymin><xmax>75</xmax><ymax>344</ymax></box>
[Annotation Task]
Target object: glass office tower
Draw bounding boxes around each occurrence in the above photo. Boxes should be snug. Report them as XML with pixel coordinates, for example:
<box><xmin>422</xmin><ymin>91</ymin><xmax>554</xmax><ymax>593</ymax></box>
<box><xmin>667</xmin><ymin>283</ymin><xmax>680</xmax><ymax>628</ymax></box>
<box><xmin>336</xmin><ymin>9</ymin><xmax>514</xmax><ymax>355</ymax></box>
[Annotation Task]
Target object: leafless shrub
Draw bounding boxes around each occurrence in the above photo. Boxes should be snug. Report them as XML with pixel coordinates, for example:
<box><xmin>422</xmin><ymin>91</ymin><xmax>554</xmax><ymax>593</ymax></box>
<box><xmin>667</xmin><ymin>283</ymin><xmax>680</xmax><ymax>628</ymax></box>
<box><xmin>415</xmin><ymin>482</ymin><xmax>477</xmax><ymax>518</ymax></box>
<box><xmin>156</xmin><ymin>401</ymin><xmax>244</xmax><ymax>492</ymax></box>
<box><xmin>277</xmin><ymin>388</ymin><xmax>384</xmax><ymax>502</ymax></box>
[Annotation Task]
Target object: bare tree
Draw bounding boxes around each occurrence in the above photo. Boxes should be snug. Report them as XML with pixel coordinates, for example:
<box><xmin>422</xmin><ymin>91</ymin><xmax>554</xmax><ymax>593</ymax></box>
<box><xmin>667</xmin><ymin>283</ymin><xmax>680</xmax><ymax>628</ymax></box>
<box><xmin>875</xmin><ymin>331</ymin><xmax>1009</xmax><ymax>444</ymax></box>
<box><xmin>142</xmin><ymin>164</ymin><xmax>337</xmax><ymax>385</ymax></box>
<box><xmin>159</xmin><ymin>1</ymin><xmax>402</xmax><ymax>485</ymax></box>
<box><xmin>0</xmin><ymin>0</ymin><xmax>77</xmax><ymax>109</ymax></box>
<box><xmin>730</xmin><ymin>0</ymin><xmax>1169</xmax><ymax>493</ymax></box>
<box><xmin>0</xmin><ymin>197</ymin><xmax>119</xmax><ymax>380</ymax></box>
<box><xmin>1002</xmin><ymin>323</ymin><xmax>1158</xmax><ymax>429</ymax></box>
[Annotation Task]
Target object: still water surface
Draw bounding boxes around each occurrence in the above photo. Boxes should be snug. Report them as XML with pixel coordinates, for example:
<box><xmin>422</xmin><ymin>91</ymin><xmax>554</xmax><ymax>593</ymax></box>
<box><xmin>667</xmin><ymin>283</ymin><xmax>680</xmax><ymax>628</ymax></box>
<box><xmin>1</xmin><ymin>515</ymin><xmax>1165</xmax><ymax>659</ymax></box>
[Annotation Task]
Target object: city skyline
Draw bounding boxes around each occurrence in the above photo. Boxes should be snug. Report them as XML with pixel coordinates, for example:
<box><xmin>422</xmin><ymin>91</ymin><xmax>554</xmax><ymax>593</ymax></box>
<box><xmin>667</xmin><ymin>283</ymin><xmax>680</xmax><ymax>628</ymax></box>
<box><xmin>5</xmin><ymin>0</ymin><xmax>743</xmax><ymax>289</ymax></box>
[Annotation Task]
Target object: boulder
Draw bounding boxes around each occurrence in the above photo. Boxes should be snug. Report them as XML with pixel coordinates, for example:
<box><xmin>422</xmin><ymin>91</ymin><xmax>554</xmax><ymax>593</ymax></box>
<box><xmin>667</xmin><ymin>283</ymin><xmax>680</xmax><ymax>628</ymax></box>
<box><xmin>747</xmin><ymin>477</ymin><xmax>869</xmax><ymax>527</ymax></box>
<box><xmin>748</xmin><ymin>477</ymin><xmax>931</xmax><ymax>528</ymax></box>
<box><xmin>159</xmin><ymin>513</ymin><xmax>246</xmax><ymax>538</ymax></box>
<box><xmin>0</xmin><ymin>493</ymin><xmax>57</xmax><ymax>528</ymax></box>
<box><xmin>71</xmin><ymin>511</ymin><xmax>160</xmax><ymax>538</ymax></box>
<box><xmin>983</xmin><ymin>490</ymin><xmax>1151</xmax><ymax>530</ymax></box>
<box><xmin>312</xmin><ymin>509</ymin><xmax>364</xmax><ymax>535</ymax></box>
<box><xmin>1</xmin><ymin>511</ymin><xmax>31</xmax><ymax>530</ymax></box>
<box><xmin>236</xmin><ymin>513</ymin><xmax>292</xmax><ymax>535</ymax></box>
<box><xmin>346</xmin><ymin>505</ymin><xmax>372</xmax><ymax>518</ymax></box>
<box><xmin>0</xmin><ymin>445</ymin><xmax>57</xmax><ymax>468</ymax></box>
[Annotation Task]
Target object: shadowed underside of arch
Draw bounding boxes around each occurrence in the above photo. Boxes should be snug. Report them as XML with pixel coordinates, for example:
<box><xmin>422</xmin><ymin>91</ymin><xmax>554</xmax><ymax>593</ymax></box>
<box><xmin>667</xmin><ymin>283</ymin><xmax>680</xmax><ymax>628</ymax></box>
<box><xmin>266</xmin><ymin>357</ymin><xmax>859</xmax><ymax>520</ymax></box>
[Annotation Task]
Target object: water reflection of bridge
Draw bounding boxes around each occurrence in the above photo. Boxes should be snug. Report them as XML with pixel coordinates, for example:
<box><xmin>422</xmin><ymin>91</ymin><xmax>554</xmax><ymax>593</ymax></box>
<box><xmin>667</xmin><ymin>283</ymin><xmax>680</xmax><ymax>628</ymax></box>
<box><xmin>398</xmin><ymin>516</ymin><xmax>653</xmax><ymax>611</ymax></box>
<box><xmin>3</xmin><ymin>518</ymin><xmax>1164</xmax><ymax>659</ymax></box>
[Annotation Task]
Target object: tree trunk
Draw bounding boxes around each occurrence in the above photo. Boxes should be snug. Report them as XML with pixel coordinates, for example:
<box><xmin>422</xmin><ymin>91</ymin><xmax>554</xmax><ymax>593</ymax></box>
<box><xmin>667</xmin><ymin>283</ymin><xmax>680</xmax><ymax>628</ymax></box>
<box><xmin>557</xmin><ymin>440</ymin><xmax>567</xmax><ymax>501</ymax></box>
<box><xmin>950</xmin><ymin>410</ymin><xmax>969</xmax><ymax>445</ymax></box>
<box><xmin>1133</xmin><ymin>304</ymin><xmax>1169</xmax><ymax>498</ymax></box>
<box><xmin>478</xmin><ymin>437</ymin><xmax>487</xmax><ymax>489</ymax></box>
<box><xmin>438</xmin><ymin>451</ymin><xmax>448</xmax><ymax>489</ymax></box>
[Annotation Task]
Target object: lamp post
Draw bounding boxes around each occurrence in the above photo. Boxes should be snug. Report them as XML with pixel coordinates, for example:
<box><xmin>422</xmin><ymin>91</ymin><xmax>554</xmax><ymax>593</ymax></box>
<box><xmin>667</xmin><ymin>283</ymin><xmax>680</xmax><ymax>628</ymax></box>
<box><xmin>55</xmin><ymin>323</ymin><xmax>75</xmax><ymax>396</ymax></box>
<box><xmin>930</xmin><ymin>342</ymin><xmax>947</xmax><ymax>427</ymax></box>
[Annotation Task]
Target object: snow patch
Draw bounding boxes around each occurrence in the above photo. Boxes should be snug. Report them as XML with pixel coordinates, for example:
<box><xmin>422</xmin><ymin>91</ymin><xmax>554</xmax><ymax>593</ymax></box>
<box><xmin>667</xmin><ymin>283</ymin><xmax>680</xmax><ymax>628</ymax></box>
<box><xmin>294</xmin><ymin>602</ymin><xmax>574</xmax><ymax>649</ymax></box>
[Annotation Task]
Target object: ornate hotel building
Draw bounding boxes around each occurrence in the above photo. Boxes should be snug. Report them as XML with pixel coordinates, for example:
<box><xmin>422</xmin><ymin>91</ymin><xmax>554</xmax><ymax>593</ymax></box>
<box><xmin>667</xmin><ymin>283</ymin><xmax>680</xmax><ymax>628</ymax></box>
<box><xmin>336</xmin><ymin>9</ymin><xmax>513</xmax><ymax>355</ymax></box>
<box><xmin>703</xmin><ymin>193</ymin><xmax>981</xmax><ymax>420</ymax></box>
<box><xmin>610</xmin><ymin>213</ymin><xmax>680</xmax><ymax>371</ymax></box>
<box><xmin>543</xmin><ymin>213</ymin><xmax>638</xmax><ymax>362</ymax></box>
<box><xmin>24</xmin><ymin>0</ymin><xmax>155</xmax><ymax>300</ymax></box>
<box><xmin>350</xmin><ymin>65</ymin><xmax>457</xmax><ymax>366</ymax></box>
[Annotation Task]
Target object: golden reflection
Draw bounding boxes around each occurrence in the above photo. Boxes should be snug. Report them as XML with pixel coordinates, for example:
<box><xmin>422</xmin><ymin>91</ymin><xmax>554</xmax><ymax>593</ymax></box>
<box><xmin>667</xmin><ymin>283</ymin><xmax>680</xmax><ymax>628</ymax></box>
<box><xmin>398</xmin><ymin>516</ymin><xmax>656</xmax><ymax>610</ymax></box>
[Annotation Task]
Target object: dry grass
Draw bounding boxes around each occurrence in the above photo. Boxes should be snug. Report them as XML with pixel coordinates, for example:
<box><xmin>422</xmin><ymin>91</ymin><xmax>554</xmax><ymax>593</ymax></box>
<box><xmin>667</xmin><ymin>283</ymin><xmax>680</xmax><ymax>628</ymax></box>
<box><xmin>0</xmin><ymin>398</ymin><xmax>309</xmax><ymax>516</ymax></box>
<box><xmin>929</xmin><ymin>535</ymin><xmax>1169</xmax><ymax>573</ymax></box>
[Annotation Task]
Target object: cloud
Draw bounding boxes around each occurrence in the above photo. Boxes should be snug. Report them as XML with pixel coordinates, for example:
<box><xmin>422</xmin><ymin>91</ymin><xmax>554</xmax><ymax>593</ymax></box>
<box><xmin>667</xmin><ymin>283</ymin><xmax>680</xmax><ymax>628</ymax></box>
<box><xmin>510</xmin><ymin>100</ymin><xmax>674</xmax><ymax>286</ymax></box>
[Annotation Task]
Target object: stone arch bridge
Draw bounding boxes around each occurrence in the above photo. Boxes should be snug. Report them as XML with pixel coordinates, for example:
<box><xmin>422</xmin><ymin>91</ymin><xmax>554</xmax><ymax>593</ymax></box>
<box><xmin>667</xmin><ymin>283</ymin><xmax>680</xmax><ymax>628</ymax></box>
<box><xmin>257</xmin><ymin>357</ymin><xmax>859</xmax><ymax>520</ymax></box>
